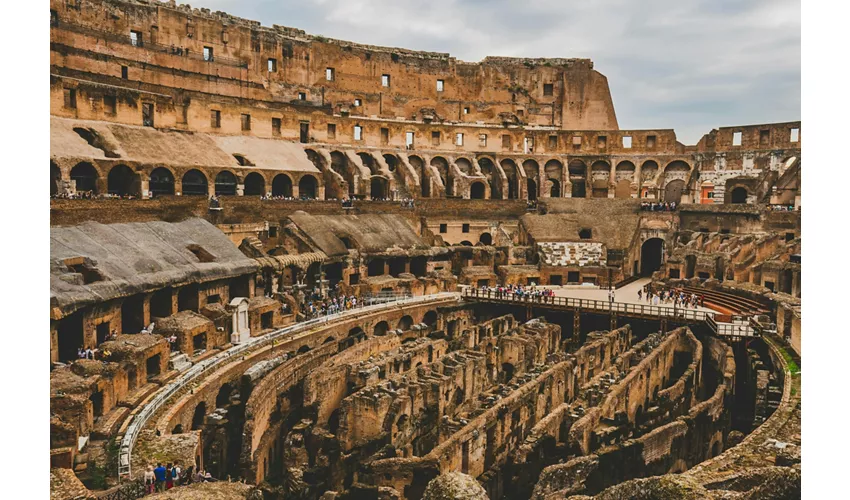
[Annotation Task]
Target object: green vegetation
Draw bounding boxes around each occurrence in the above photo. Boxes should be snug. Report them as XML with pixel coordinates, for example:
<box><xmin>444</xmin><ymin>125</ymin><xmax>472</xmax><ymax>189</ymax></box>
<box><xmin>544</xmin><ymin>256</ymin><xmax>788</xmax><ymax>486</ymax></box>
<box><xmin>777</xmin><ymin>346</ymin><xmax>800</xmax><ymax>375</ymax></box>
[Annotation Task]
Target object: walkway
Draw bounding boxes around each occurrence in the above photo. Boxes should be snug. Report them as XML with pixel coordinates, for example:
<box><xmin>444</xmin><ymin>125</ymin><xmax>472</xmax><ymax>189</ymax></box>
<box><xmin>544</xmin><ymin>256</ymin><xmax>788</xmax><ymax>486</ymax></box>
<box><xmin>551</xmin><ymin>277</ymin><xmax>715</xmax><ymax>314</ymax></box>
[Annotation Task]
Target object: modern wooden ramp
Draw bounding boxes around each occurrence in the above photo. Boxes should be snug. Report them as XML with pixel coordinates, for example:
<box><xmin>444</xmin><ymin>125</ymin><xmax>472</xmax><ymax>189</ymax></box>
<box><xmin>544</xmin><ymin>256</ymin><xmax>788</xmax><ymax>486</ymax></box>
<box><xmin>461</xmin><ymin>288</ymin><xmax>760</xmax><ymax>340</ymax></box>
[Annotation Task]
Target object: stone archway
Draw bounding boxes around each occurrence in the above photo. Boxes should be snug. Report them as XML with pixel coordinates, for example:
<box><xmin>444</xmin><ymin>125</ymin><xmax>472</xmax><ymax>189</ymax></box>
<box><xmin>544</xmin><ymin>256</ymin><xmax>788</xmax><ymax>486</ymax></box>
<box><xmin>182</xmin><ymin>169</ymin><xmax>208</xmax><ymax>196</ymax></box>
<box><xmin>641</xmin><ymin>238</ymin><xmax>664</xmax><ymax>276</ymax></box>
<box><xmin>243</xmin><ymin>172</ymin><xmax>265</xmax><ymax>196</ymax></box>
<box><xmin>470</xmin><ymin>181</ymin><xmax>486</xmax><ymax>200</ymax></box>
<box><xmin>272</xmin><ymin>174</ymin><xmax>293</xmax><ymax>197</ymax></box>
<box><xmin>108</xmin><ymin>165</ymin><xmax>137</xmax><ymax>196</ymax></box>
<box><xmin>730</xmin><ymin>186</ymin><xmax>748</xmax><ymax>204</ymax></box>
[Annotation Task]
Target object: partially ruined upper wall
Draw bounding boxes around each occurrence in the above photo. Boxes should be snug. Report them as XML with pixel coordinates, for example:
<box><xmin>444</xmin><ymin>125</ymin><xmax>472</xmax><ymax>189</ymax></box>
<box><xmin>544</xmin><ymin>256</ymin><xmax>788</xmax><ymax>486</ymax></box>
<box><xmin>51</xmin><ymin>0</ymin><xmax>617</xmax><ymax>131</ymax></box>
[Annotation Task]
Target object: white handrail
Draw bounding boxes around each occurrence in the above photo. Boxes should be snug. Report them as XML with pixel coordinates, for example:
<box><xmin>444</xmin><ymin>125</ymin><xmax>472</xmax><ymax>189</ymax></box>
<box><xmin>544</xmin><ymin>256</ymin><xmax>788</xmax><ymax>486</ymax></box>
<box><xmin>118</xmin><ymin>292</ymin><xmax>459</xmax><ymax>478</ymax></box>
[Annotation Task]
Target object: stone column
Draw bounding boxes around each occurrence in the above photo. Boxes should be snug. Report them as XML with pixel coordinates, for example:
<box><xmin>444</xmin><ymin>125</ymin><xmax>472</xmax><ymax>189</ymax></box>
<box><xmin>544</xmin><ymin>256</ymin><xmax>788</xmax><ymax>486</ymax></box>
<box><xmin>608</xmin><ymin>162</ymin><xmax>616</xmax><ymax>198</ymax></box>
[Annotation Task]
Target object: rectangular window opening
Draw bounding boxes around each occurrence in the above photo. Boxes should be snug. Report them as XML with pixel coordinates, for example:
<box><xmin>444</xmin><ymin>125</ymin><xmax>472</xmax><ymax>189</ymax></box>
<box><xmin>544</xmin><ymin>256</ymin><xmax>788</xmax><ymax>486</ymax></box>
<box><xmin>268</xmin><ymin>58</ymin><xmax>277</xmax><ymax>72</ymax></box>
<box><xmin>381</xmin><ymin>127</ymin><xmax>389</xmax><ymax>145</ymax></box>
<box><xmin>548</xmin><ymin>135</ymin><xmax>558</xmax><ymax>150</ymax></box>
<box><xmin>103</xmin><ymin>95</ymin><xmax>116</xmax><ymax>115</ymax></box>
<box><xmin>790</xmin><ymin>128</ymin><xmax>799</xmax><ymax>142</ymax></box>
<box><xmin>543</xmin><ymin>83</ymin><xmax>553</xmax><ymax>96</ymax></box>
<box><xmin>241</xmin><ymin>113</ymin><xmax>251</xmax><ymax>131</ymax></box>
<box><xmin>142</xmin><ymin>102</ymin><xmax>154</xmax><ymax>127</ymax></box>
<box><xmin>622</xmin><ymin>136</ymin><xmax>632</xmax><ymax>148</ymax></box>
<box><xmin>203</xmin><ymin>46</ymin><xmax>213</xmax><ymax>62</ymax></box>
<box><xmin>121</xmin><ymin>65</ymin><xmax>128</xmax><ymax>79</ymax></box>
<box><xmin>646</xmin><ymin>135</ymin><xmax>656</xmax><ymax>148</ymax></box>
<box><xmin>732</xmin><ymin>131</ymin><xmax>742</xmax><ymax>146</ymax></box>
<box><xmin>273</xmin><ymin>118</ymin><xmax>282</xmax><ymax>136</ymax></box>
<box><xmin>479</xmin><ymin>134</ymin><xmax>488</xmax><ymax>147</ymax></box>
<box><xmin>462</xmin><ymin>223</ymin><xmax>470</xmax><ymax>233</ymax></box>
<box><xmin>298</xmin><ymin>92</ymin><xmax>306</xmax><ymax>101</ymax></box>
<box><xmin>354</xmin><ymin>125</ymin><xmax>363</xmax><ymax>141</ymax></box>
<box><xmin>130</xmin><ymin>30</ymin><xmax>142</xmax><ymax>47</ymax></box>
<box><xmin>382</xmin><ymin>74</ymin><xmax>390</xmax><ymax>87</ymax></box>
<box><xmin>597</xmin><ymin>135</ymin><xmax>607</xmax><ymax>149</ymax></box>
<box><xmin>211</xmin><ymin>109</ymin><xmax>221</xmax><ymax>128</ymax></box>
<box><xmin>759</xmin><ymin>129</ymin><xmax>770</xmax><ymax>146</ymax></box>
<box><xmin>63</xmin><ymin>88</ymin><xmax>76</xmax><ymax>109</ymax></box>
<box><xmin>437</xmin><ymin>79</ymin><xmax>445</xmax><ymax>92</ymax></box>
<box><xmin>463</xmin><ymin>107</ymin><xmax>470</xmax><ymax>115</ymax></box>
<box><xmin>354</xmin><ymin>98</ymin><xmax>362</xmax><ymax>107</ymax></box>
<box><xmin>405</xmin><ymin>131</ymin><xmax>415</xmax><ymax>148</ymax></box>
<box><xmin>456</xmin><ymin>133</ymin><xmax>464</xmax><ymax>146</ymax></box>
<box><xmin>502</xmin><ymin>135</ymin><xmax>511</xmax><ymax>150</ymax></box>
<box><xmin>326</xmin><ymin>67</ymin><xmax>335</xmax><ymax>81</ymax></box>
<box><xmin>431</xmin><ymin>131</ymin><xmax>440</xmax><ymax>147</ymax></box>
<box><xmin>328</xmin><ymin>123</ymin><xmax>337</xmax><ymax>139</ymax></box>
<box><xmin>439</xmin><ymin>224</ymin><xmax>447</xmax><ymax>233</ymax></box>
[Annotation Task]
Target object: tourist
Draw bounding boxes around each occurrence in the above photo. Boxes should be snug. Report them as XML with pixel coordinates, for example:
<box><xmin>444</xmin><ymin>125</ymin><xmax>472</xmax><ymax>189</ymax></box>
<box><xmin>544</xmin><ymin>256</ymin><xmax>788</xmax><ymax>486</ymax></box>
<box><xmin>172</xmin><ymin>462</ymin><xmax>181</xmax><ymax>486</ymax></box>
<box><xmin>78</xmin><ymin>346</ymin><xmax>85</xmax><ymax>359</ymax></box>
<box><xmin>165</xmin><ymin>463</ymin><xmax>174</xmax><ymax>490</ymax></box>
<box><xmin>144</xmin><ymin>466</ymin><xmax>155</xmax><ymax>494</ymax></box>
<box><xmin>183</xmin><ymin>465</ymin><xmax>194</xmax><ymax>485</ymax></box>
<box><xmin>194</xmin><ymin>469</ymin><xmax>205</xmax><ymax>483</ymax></box>
<box><xmin>637</xmin><ymin>289</ymin><xmax>642</xmax><ymax>301</ymax></box>
<box><xmin>154</xmin><ymin>462</ymin><xmax>167</xmax><ymax>492</ymax></box>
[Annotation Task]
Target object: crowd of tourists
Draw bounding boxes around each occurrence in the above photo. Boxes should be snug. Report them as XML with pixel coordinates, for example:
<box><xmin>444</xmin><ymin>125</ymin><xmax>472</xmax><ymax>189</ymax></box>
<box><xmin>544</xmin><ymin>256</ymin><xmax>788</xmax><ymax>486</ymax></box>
<box><xmin>143</xmin><ymin>462</ymin><xmax>216</xmax><ymax>494</ymax></box>
<box><xmin>51</xmin><ymin>191</ymin><xmax>143</xmax><ymax>200</ymax></box>
<box><xmin>767</xmin><ymin>204</ymin><xmax>797</xmax><ymax>211</ymax></box>
<box><xmin>302</xmin><ymin>286</ymin><xmax>360</xmax><ymax>319</ymax></box>
<box><xmin>475</xmin><ymin>283</ymin><xmax>556</xmax><ymax>301</ymax></box>
<box><xmin>640</xmin><ymin>201</ymin><xmax>677</xmax><ymax>211</ymax></box>
<box><xmin>639</xmin><ymin>284</ymin><xmax>704</xmax><ymax>308</ymax></box>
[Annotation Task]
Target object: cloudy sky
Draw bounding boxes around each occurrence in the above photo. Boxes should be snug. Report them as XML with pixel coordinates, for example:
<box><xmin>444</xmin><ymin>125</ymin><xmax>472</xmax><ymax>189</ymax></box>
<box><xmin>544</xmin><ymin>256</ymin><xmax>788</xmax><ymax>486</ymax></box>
<box><xmin>195</xmin><ymin>0</ymin><xmax>799</xmax><ymax>144</ymax></box>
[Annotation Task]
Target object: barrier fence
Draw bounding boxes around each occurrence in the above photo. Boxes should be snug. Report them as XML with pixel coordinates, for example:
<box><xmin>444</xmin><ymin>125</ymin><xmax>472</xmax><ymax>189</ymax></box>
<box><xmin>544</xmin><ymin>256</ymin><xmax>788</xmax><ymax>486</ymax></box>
<box><xmin>461</xmin><ymin>288</ymin><xmax>759</xmax><ymax>339</ymax></box>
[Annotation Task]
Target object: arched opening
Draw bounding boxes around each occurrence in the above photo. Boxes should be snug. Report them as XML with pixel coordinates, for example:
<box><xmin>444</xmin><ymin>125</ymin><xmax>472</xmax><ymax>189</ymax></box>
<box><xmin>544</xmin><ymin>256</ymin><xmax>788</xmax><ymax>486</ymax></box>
<box><xmin>191</xmin><ymin>402</ymin><xmax>207</xmax><ymax>430</ymax></box>
<box><xmin>216</xmin><ymin>383</ymin><xmax>233</xmax><ymax>408</ymax></box>
<box><xmin>478</xmin><ymin>157</ymin><xmax>502</xmax><ymax>199</ymax></box>
<box><xmin>460</xmin><ymin>240</ymin><xmax>473</xmax><ymax>246</ymax></box>
<box><xmin>501</xmin><ymin>363</ymin><xmax>515</xmax><ymax>384</ymax></box>
<box><xmin>70</xmin><ymin>162</ymin><xmax>99</xmax><ymax>194</ymax></box>
<box><xmin>640</xmin><ymin>238</ymin><xmax>664</xmax><ymax>276</ymax></box>
<box><xmin>272</xmin><ymin>174</ymin><xmax>293</xmax><ymax>197</ymax></box>
<box><xmin>527</xmin><ymin>179</ymin><xmax>538</xmax><ymax>200</ymax></box>
<box><xmin>730</xmin><ymin>187</ymin><xmax>748</xmax><ymax>204</ymax></box>
<box><xmin>685</xmin><ymin>255</ymin><xmax>697</xmax><ymax>279</ymax></box>
<box><xmin>51</xmin><ymin>162</ymin><xmax>61</xmax><ymax>196</ymax></box>
<box><xmin>57</xmin><ymin>312</ymin><xmax>84</xmax><ymax>362</ymax></box>
<box><xmin>370</xmin><ymin>177</ymin><xmax>388</xmax><ymax>199</ymax></box>
<box><xmin>149</xmin><ymin>167</ymin><xmax>175</xmax><ymax>196</ymax></box>
<box><xmin>409</xmin><ymin>156</ymin><xmax>429</xmax><ymax>198</ymax></box>
<box><xmin>470</xmin><ymin>181</ymin><xmax>486</xmax><ymax>200</ymax></box>
<box><xmin>397</xmin><ymin>315</ymin><xmax>413</xmax><ymax>331</ymax></box>
<box><xmin>423</xmin><ymin>310</ymin><xmax>438</xmax><ymax>328</ymax></box>
<box><xmin>374</xmin><ymin>321</ymin><xmax>389</xmax><ymax>336</ymax></box>
<box><xmin>430</xmin><ymin>157</ymin><xmax>449</xmax><ymax>194</ymax></box>
<box><xmin>479</xmin><ymin>232</ymin><xmax>493</xmax><ymax>245</ymax></box>
<box><xmin>549</xmin><ymin>179</ymin><xmax>560</xmax><ymax>198</ymax></box>
<box><xmin>501</xmin><ymin>160</ymin><xmax>520</xmax><ymax>199</ymax></box>
<box><xmin>297</xmin><ymin>345</ymin><xmax>311</xmax><ymax>354</ymax></box>
<box><xmin>715</xmin><ymin>257</ymin><xmax>726</xmax><ymax>281</ymax></box>
<box><xmin>244</xmin><ymin>172</ymin><xmax>265</xmax><ymax>196</ymax></box>
<box><xmin>214</xmin><ymin>170</ymin><xmax>237</xmax><ymax>196</ymax></box>
<box><xmin>664</xmin><ymin>179</ymin><xmax>686</xmax><ymax>203</ymax></box>
<box><xmin>568</xmin><ymin>160</ymin><xmax>587</xmax><ymax>198</ymax></box>
<box><xmin>108</xmin><ymin>165</ymin><xmax>136</xmax><ymax>196</ymax></box>
<box><xmin>298</xmin><ymin>175</ymin><xmax>318</xmax><ymax>199</ymax></box>
<box><xmin>181</xmin><ymin>169</ymin><xmax>208</xmax><ymax>196</ymax></box>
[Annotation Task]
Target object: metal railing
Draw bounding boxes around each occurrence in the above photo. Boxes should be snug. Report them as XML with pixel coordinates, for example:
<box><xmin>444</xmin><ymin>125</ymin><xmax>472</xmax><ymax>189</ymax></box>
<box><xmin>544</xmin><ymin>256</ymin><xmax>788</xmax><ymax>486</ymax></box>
<box><xmin>52</xmin><ymin>19</ymin><xmax>249</xmax><ymax>69</ymax></box>
<box><xmin>461</xmin><ymin>288</ymin><xmax>712</xmax><ymax>322</ymax></box>
<box><xmin>117</xmin><ymin>292</ymin><xmax>457</xmax><ymax>478</ymax></box>
<box><xmin>462</xmin><ymin>288</ymin><xmax>760</xmax><ymax>338</ymax></box>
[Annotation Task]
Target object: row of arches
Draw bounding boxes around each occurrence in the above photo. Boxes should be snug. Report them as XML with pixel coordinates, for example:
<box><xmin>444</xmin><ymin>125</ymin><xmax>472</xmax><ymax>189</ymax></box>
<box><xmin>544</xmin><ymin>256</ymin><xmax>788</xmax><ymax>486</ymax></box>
<box><xmin>404</xmin><ymin>155</ymin><xmax>693</xmax><ymax>201</ymax></box>
<box><xmin>54</xmin><ymin>162</ymin><xmax>320</xmax><ymax>198</ymax></box>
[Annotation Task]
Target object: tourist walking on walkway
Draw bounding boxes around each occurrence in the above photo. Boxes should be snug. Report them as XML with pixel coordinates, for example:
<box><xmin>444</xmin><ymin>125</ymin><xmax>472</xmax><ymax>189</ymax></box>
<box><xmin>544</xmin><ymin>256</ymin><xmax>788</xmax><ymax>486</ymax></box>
<box><xmin>154</xmin><ymin>462</ymin><xmax>167</xmax><ymax>492</ymax></box>
<box><xmin>144</xmin><ymin>466</ymin><xmax>155</xmax><ymax>494</ymax></box>
<box><xmin>165</xmin><ymin>463</ymin><xmax>174</xmax><ymax>490</ymax></box>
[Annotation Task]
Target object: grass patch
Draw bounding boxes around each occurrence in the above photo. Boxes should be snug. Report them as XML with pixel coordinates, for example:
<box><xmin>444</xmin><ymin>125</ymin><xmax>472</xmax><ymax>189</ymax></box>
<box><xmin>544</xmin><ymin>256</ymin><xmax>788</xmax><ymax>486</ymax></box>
<box><xmin>777</xmin><ymin>346</ymin><xmax>800</xmax><ymax>375</ymax></box>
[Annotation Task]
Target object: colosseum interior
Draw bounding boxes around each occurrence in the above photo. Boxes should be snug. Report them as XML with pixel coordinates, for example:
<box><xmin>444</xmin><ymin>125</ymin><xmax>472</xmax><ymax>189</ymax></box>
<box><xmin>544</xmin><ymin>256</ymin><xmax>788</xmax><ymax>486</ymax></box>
<box><xmin>48</xmin><ymin>1</ymin><xmax>801</xmax><ymax>499</ymax></box>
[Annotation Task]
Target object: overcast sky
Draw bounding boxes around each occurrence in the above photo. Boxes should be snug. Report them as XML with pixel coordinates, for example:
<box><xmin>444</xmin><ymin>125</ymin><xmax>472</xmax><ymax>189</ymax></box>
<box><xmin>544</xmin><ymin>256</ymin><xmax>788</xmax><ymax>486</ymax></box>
<box><xmin>194</xmin><ymin>0</ymin><xmax>799</xmax><ymax>144</ymax></box>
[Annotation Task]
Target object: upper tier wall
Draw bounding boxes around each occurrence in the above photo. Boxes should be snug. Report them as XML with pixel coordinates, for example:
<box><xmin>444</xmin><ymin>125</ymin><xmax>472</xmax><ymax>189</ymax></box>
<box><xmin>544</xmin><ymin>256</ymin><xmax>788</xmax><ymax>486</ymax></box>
<box><xmin>50</xmin><ymin>0</ymin><xmax>617</xmax><ymax>130</ymax></box>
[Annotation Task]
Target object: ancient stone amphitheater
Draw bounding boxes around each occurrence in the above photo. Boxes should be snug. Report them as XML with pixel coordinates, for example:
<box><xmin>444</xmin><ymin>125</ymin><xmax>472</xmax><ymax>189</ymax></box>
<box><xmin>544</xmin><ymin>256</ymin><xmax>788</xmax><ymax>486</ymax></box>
<box><xmin>49</xmin><ymin>1</ymin><xmax>801</xmax><ymax>499</ymax></box>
